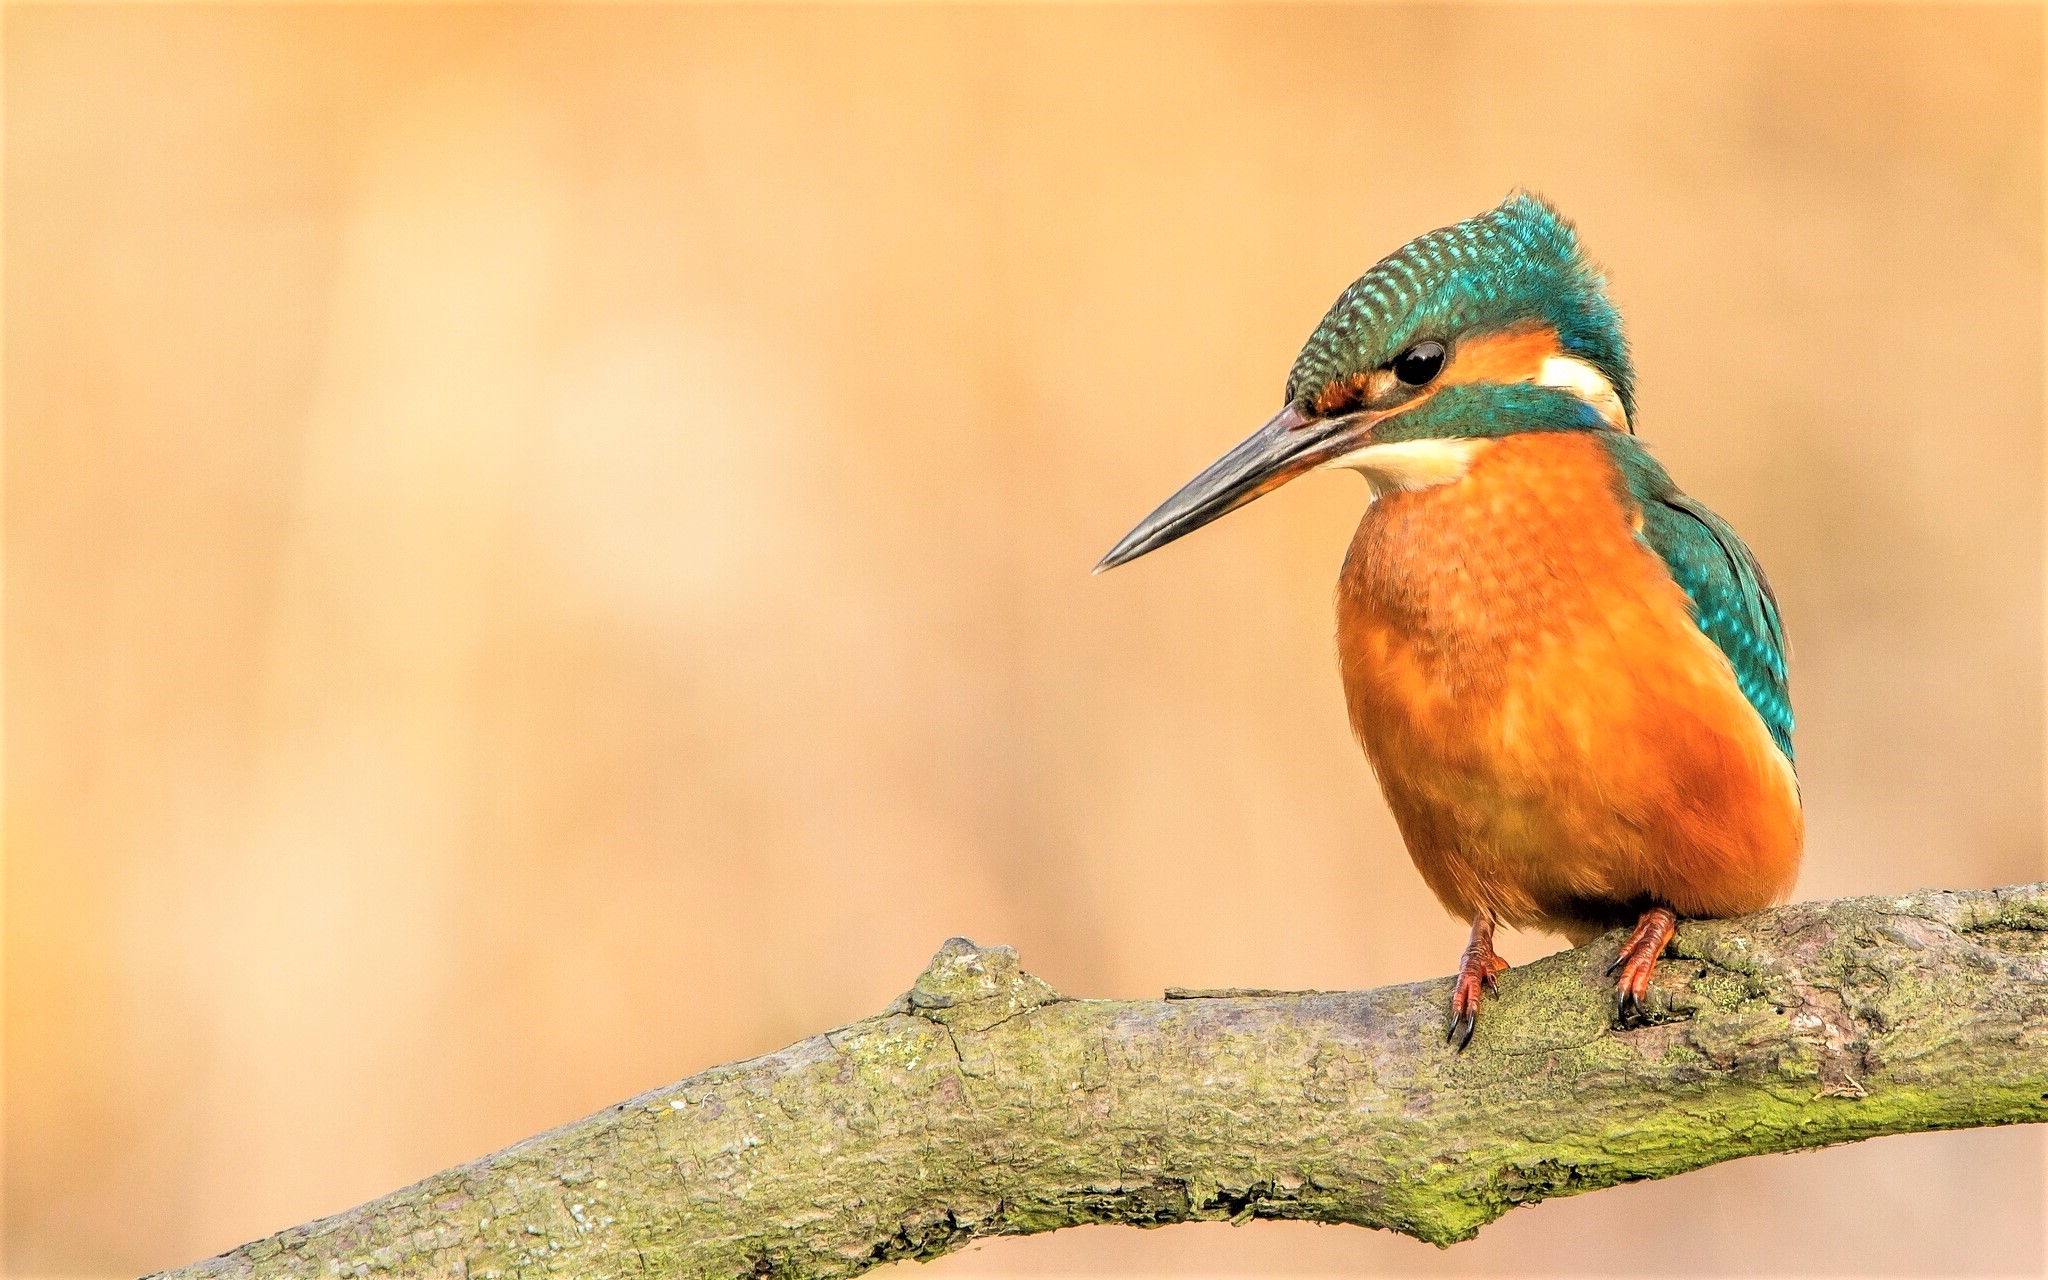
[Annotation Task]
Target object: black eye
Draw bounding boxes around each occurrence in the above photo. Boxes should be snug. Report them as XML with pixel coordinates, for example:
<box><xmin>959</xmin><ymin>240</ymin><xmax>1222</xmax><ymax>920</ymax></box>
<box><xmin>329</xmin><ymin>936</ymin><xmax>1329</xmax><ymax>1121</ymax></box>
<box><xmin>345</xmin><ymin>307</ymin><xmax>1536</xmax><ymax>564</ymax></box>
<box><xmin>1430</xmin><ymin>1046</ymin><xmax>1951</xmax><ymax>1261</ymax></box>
<box><xmin>1392</xmin><ymin>340</ymin><xmax>1446</xmax><ymax>387</ymax></box>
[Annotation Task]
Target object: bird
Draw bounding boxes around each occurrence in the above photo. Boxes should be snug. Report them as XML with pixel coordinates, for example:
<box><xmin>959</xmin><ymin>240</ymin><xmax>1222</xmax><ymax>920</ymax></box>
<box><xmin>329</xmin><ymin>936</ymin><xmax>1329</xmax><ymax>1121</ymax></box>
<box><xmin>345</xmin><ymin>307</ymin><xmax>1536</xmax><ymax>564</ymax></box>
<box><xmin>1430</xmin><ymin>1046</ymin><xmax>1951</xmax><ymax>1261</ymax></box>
<box><xmin>1096</xmin><ymin>193</ymin><xmax>1801</xmax><ymax>1049</ymax></box>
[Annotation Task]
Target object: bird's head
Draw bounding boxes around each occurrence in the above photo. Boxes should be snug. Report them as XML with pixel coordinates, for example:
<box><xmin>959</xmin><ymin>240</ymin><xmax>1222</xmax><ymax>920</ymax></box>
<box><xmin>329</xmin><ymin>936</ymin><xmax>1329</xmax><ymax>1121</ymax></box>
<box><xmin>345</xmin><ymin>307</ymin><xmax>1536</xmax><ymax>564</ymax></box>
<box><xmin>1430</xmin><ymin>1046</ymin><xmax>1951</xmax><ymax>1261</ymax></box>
<box><xmin>1098</xmin><ymin>193</ymin><xmax>1635</xmax><ymax>571</ymax></box>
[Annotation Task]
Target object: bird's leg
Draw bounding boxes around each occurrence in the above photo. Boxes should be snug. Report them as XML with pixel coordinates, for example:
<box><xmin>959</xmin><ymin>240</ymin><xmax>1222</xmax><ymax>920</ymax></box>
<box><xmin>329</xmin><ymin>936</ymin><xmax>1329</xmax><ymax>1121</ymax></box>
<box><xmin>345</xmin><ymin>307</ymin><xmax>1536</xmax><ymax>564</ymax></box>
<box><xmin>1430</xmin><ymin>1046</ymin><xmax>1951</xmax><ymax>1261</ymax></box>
<box><xmin>1448</xmin><ymin>911</ymin><xmax>1509</xmax><ymax>1051</ymax></box>
<box><xmin>1607</xmin><ymin>905</ymin><xmax>1678</xmax><ymax>1025</ymax></box>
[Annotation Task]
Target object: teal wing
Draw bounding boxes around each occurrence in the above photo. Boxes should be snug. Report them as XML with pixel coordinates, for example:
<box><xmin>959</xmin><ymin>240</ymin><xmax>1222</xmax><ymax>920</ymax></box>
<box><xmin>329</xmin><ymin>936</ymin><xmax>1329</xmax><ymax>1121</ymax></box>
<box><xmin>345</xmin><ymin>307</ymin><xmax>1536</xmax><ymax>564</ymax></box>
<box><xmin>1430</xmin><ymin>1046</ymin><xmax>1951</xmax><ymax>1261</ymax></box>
<box><xmin>1604</xmin><ymin>440</ymin><xmax>1794</xmax><ymax>764</ymax></box>
<box><xmin>1640</xmin><ymin>492</ymin><xmax>1794</xmax><ymax>763</ymax></box>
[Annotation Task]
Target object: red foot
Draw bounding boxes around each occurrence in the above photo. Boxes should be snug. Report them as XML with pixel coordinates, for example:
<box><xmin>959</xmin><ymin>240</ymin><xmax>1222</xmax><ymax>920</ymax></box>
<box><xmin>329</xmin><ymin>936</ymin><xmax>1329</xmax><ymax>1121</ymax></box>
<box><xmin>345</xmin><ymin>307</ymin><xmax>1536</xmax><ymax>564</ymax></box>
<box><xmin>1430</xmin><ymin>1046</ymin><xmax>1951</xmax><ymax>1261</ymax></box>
<box><xmin>1608</xmin><ymin>906</ymin><xmax>1678</xmax><ymax>1025</ymax></box>
<box><xmin>1449</xmin><ymin>915</ymin><xmax>1510</xmax><ymax>1051</ymax></box>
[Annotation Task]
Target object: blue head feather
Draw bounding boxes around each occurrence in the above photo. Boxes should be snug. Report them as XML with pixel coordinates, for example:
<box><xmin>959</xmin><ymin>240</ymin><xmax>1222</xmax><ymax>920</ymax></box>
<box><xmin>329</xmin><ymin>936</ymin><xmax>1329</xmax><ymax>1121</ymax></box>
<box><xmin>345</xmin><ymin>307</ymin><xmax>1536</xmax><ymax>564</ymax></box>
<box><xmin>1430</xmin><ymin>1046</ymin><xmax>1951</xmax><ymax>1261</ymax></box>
<box><xmin>1286</xmin><ymin>193</ymin><xmax>1635</xmax><ymax>425</ymax></box>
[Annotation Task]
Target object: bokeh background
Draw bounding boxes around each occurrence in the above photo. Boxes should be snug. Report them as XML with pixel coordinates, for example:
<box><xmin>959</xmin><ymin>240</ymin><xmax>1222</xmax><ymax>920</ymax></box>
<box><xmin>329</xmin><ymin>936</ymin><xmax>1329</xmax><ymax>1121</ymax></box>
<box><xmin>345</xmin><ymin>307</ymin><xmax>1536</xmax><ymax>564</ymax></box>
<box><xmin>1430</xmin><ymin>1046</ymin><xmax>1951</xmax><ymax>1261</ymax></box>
<box><xmin>6</xmin><ymin>4</ymin><xmax>2045</xmax><ymax>1276</ymax></box>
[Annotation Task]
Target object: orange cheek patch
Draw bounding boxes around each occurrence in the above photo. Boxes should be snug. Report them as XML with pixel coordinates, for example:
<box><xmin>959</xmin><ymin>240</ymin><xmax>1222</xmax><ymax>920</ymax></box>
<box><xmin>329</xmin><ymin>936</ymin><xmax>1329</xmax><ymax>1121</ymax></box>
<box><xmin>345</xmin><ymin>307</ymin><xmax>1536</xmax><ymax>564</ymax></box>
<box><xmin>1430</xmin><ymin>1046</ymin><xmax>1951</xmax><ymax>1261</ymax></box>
<box><xmin>1313</xmin><ymin>373</ymin><xmax>1372</xmax><ymax>416</ymax></box>
<box><xmin>1441</xmin><ymin>325</ymin><xmax>1564</xmax><ymax>387</ymax></box>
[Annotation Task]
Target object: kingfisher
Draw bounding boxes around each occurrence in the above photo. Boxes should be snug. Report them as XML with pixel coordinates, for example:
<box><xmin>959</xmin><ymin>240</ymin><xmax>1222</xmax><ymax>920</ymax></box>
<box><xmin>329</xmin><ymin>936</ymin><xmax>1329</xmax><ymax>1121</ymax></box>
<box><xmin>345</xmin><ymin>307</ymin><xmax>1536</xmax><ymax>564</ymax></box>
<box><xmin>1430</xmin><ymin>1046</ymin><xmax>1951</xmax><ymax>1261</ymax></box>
<box><xmin>1098</xmin><ymin>194</ymin><xmax>1801</xmax><ymax>1049</ymax></box>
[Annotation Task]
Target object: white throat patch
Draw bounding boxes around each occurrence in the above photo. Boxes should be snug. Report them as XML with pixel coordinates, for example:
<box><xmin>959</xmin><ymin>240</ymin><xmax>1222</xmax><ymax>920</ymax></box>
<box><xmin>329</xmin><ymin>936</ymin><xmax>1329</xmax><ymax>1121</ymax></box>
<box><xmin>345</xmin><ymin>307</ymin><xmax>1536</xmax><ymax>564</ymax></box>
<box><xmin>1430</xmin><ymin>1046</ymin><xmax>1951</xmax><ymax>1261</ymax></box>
<box><xmin>1320</xmin><ymin>437</ymin><xmax>1491</xmax><ymax>498</ymax></box>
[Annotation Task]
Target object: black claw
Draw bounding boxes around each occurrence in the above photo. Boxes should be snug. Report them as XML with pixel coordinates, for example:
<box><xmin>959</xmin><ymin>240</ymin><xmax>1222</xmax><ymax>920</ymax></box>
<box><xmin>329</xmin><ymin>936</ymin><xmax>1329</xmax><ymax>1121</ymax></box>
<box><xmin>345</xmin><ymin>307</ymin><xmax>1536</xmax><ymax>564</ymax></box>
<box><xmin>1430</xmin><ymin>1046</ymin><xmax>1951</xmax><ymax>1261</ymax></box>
<box><xmin>1617</xmin><ymin>990</ymin><xmax>1644</xmax><ymax>1026</ymax></box>
<box><xmin>1448</xmin><ymin>1008</ymin><xmax>1477</xmax><ymax>1051</ymax></box>
<box><xmin>1481</xmin><ymin>968</ymin><xmax>1499</xmax><ymax>993</ymax></box>
<box><xmin>1605</xmin><ymin>952</ymin><xmax>1625</xmax><ymax>977</ymax></box>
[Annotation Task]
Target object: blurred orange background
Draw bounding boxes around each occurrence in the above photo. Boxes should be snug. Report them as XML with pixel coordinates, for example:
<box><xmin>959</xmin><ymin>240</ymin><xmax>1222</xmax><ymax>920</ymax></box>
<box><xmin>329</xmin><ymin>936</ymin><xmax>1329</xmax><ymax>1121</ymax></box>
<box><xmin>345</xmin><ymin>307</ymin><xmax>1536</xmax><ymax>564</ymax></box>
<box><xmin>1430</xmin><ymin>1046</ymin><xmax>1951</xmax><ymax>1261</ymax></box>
<box><xmin>5</xmin><ymin>4</ymin><xmax>2044</xmax><ymax>1276</ymax></box>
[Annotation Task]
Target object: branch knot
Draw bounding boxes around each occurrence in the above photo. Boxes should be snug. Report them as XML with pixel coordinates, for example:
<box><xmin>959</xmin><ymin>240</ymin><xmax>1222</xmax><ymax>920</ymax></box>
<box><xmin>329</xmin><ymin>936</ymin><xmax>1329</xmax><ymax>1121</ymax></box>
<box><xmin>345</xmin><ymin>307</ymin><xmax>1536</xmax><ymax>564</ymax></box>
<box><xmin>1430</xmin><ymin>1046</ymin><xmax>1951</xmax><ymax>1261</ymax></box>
<box><xmin>891</xmin><ymin>937</ymin><xmax>1062</xmax><ymax>1031</ymax></box>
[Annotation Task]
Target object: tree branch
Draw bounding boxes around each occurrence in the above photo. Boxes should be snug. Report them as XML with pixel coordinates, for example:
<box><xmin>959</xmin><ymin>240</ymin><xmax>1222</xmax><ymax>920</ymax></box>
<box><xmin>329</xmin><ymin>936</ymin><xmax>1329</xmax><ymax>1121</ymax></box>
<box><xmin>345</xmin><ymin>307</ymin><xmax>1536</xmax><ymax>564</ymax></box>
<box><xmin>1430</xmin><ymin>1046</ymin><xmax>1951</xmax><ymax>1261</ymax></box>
<box><xmin>154</xmin><ymin>883</ymin><xmax>2048</xmax><ymax>1279</ymax></box>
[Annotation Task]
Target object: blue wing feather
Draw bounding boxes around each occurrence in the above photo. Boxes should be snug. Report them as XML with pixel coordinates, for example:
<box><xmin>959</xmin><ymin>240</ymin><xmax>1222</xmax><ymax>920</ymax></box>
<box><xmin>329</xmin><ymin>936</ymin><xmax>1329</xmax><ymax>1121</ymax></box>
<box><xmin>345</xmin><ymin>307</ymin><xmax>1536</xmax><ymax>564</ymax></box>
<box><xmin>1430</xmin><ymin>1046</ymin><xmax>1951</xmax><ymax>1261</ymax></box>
<box><xmin>1603</xmin><ymin>440</ymin><xmax>1795</xmax><ymax>764</ymax></box>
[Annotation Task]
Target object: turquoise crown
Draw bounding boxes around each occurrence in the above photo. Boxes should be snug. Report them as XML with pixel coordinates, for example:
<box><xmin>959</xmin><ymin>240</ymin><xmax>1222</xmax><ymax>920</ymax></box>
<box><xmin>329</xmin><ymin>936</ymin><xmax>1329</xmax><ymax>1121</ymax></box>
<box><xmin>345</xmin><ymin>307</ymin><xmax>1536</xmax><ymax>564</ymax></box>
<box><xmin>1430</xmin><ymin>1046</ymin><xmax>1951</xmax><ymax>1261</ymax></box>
<box><xmin>1285</xmin><ymin>194</ymin><xmax>1635</xmax><ymax>424</ymax></box>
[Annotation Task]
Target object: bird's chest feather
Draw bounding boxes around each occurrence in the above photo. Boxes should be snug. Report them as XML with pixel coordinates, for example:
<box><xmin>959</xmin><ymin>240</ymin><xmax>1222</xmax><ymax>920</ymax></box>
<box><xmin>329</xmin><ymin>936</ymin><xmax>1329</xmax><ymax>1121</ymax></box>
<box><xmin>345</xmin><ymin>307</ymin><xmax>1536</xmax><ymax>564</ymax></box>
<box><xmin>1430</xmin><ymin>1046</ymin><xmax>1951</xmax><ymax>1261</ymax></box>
<box><xmin>1335</xmin><ymin>431</ymin><xmax>1800</xmax><ymax>931</ymax></box>
<box><xmin>1338</xmin><ymin>432</ymin><xmax>1662</xmax><ymax>724</ymax></box>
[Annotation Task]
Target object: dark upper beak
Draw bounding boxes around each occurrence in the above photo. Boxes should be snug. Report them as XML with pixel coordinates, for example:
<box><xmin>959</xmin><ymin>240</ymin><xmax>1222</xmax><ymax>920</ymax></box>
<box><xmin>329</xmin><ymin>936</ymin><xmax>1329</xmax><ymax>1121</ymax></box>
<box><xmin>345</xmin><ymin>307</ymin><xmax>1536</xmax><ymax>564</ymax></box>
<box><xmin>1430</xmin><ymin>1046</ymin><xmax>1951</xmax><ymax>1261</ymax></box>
<box><xmin>1094</xmin><ymin>401</ymin><xmax>1378</xmax><ymax>573</ymax></box>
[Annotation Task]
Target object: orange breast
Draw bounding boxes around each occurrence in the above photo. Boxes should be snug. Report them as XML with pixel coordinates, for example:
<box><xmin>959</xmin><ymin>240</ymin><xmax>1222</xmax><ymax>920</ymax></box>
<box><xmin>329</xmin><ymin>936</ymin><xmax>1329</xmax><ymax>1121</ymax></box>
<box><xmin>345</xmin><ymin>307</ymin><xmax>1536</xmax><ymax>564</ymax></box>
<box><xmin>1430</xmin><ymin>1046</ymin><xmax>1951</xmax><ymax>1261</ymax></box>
<box><xmin>1336</xmin><ymin>431</ymin><xmax>1802</xmax><ymax>941</ymax></box>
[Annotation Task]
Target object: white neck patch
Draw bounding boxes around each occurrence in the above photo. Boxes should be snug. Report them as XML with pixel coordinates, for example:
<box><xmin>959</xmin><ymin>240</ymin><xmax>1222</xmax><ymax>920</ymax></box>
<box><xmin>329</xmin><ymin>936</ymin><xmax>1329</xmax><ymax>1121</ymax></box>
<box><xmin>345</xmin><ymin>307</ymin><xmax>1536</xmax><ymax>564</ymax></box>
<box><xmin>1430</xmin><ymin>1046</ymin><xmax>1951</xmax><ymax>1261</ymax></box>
<box><xmin>1536</xmin><ymin>355</ymin><xmax>1629</xmax><ymax>432</ymax></box>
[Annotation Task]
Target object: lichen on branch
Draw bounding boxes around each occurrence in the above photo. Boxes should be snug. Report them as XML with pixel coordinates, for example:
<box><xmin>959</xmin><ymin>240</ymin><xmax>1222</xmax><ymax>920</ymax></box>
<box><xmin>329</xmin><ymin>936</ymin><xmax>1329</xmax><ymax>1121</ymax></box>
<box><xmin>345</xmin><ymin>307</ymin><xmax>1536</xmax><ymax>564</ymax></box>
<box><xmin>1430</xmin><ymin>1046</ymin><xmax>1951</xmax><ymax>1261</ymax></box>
<box><xmin>155</xmin><ymin>884</ymin><xmax>2048</xmax><ymax>1280</ymax></box>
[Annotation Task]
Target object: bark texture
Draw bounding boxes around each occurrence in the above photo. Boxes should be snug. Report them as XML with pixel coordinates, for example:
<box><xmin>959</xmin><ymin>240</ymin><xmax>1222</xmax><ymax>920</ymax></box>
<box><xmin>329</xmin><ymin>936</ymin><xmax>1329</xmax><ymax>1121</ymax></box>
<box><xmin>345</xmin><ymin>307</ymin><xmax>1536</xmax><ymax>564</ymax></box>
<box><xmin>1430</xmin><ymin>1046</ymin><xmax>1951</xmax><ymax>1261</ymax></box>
<box><xmin>155</xmin><ymin>883</ymin><xmax>2048</xmax><ymax>1280</ymax></box>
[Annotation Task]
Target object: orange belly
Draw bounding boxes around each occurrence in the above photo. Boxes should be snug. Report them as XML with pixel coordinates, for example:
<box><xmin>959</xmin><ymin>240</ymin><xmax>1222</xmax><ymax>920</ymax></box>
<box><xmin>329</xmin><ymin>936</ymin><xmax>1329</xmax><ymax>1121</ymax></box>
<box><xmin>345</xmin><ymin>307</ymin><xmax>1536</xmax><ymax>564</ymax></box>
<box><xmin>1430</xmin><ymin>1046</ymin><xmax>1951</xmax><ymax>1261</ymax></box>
<box><xmin>1336</xmin><ymin>431</ymin><xmax>1803</xmax><ymax>942</ymax></box>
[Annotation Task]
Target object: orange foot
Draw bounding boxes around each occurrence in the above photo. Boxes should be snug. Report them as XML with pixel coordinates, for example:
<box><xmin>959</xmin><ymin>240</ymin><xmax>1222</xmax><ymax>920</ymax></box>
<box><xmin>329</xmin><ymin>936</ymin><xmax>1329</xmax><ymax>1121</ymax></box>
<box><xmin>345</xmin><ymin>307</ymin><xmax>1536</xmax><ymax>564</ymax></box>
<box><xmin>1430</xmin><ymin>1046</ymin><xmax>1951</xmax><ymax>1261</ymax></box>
<box><xmin>1608</xmin><ymin>906</ymin><xmax>1678</xmax><ymax>1025</ymax></box>
<box><xmin>1449</xmin><ymin>913</ymin><xmax>1510</xmax><ymax>1051</ymax></box>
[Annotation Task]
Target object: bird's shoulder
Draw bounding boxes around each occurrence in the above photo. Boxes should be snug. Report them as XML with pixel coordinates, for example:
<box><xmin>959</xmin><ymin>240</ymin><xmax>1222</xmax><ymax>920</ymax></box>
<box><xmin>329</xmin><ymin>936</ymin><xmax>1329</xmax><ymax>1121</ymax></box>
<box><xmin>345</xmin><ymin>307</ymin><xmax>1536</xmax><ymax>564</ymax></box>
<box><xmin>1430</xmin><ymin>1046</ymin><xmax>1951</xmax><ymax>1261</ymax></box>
<box><xmin>1597</xmin><ymin>434</ymin><xmax>1795</xmax><ymax>764</ymax></box>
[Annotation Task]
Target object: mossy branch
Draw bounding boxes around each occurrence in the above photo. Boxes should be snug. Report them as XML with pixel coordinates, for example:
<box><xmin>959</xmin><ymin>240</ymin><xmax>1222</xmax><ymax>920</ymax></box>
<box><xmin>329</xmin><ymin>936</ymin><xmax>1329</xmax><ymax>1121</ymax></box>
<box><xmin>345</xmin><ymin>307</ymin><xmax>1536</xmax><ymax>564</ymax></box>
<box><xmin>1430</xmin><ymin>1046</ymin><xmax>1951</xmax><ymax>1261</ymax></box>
<box><xmin>154</xmin><ymin>884</ymin><xmax>2048</xmax><ymax>1279</ymax></box>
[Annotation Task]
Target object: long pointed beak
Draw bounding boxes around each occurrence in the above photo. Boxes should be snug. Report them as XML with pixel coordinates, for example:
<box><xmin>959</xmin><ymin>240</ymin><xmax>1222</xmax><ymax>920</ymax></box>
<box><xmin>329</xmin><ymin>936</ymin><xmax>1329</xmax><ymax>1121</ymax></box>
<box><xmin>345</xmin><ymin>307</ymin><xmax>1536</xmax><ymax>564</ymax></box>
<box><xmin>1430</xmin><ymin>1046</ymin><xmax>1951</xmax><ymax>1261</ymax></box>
<box><xmin>1095</xmin><ymin>402</ymin><xmax>1377</xmax><ymax>572</ymax></box>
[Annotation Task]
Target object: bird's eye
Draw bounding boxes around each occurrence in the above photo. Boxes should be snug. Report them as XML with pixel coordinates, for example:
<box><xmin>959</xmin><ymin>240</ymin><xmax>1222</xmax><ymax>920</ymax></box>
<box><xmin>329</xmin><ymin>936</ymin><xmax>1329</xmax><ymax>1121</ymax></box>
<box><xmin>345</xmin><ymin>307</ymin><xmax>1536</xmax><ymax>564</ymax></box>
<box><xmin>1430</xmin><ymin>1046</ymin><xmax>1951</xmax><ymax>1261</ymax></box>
<box><xmin>1392</xmin><ymin>341</ymin><xmax>1446</xmax><ymax>387</ymax></box>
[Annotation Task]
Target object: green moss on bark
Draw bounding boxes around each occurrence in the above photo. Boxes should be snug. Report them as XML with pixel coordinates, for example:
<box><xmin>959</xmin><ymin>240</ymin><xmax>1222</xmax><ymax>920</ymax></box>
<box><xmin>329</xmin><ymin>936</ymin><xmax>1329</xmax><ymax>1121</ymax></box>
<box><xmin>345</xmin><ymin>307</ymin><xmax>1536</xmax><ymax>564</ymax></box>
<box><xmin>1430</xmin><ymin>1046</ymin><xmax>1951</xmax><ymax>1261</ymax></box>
<box><xmin>154</xmin><ymin>885</ymin><xmax>2048</xmax><ymax>1279</ymax></box>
